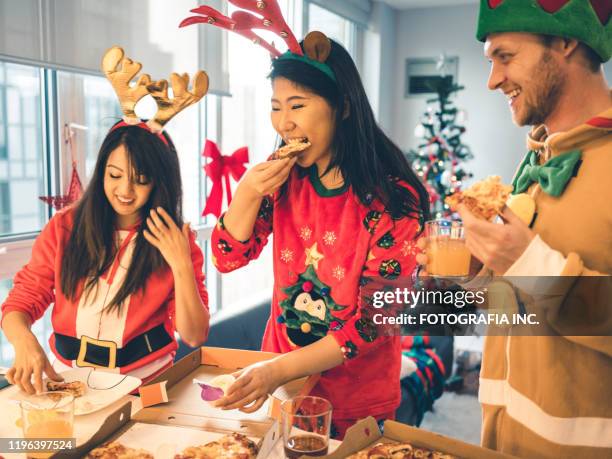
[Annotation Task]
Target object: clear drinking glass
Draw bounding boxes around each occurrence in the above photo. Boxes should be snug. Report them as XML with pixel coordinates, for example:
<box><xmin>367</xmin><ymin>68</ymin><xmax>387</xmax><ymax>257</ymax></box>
<box><xmin>281</xmin><ymin>396</ymin><xmax>332</xmax><ymax>458</ymax></box>
<box><xmin>20</xmin><ymin>391</ymin><xmax>74</xmax><ymax>459</ymax></box>
<box><xmin>425</xmin><ymin>220</ymin><xmax>472</xmax><ymax>278</ymax></box>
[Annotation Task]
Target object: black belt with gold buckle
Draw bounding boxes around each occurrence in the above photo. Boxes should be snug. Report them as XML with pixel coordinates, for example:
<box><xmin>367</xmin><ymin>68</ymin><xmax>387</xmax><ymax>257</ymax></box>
<box><xmin>54</xmin><ymin>323</ymin><xmax>173</xmax><ymax>369</ymax></box>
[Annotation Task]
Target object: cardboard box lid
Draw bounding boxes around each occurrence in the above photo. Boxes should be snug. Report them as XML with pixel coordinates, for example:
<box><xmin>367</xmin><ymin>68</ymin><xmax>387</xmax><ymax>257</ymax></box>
<box><xmin>318</xmin><ymin>417</ymin><xmax>518</xmax><ymax>459</ymax></box>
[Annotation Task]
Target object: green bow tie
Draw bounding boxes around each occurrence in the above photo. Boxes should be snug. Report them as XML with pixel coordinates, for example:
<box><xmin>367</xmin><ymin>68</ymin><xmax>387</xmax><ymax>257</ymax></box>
<box><xmin>512</xmin><ymin>150</ymin><xmax>582</xmax><ymax>197</ymax></box>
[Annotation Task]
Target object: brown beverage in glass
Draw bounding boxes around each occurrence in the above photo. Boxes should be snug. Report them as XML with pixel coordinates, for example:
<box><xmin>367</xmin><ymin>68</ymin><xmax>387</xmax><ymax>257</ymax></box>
<box><xmin>283</xmin><ymin>434</ymin><xmax>329</xmax><ymax>458</ymax></box>
<box><xmin>281</xmin><ymin>396</ymin><xmax>332</xmax><ymax>459</ymax></box>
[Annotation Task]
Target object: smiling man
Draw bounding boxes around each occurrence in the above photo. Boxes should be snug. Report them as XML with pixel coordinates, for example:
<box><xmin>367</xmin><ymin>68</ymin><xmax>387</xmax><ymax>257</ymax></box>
<box><xmin>463</xmin><ymin>1</ymin><xmax>612</xmax><ymax>458</ymax></box>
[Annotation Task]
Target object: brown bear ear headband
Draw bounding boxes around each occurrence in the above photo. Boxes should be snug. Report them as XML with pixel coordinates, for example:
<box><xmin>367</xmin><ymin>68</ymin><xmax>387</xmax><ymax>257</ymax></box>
<box><xmin>179</xmin><ymin>1</ymin><xmax>336</xmax><ymax>82</ymax></box>
<box><xmin>101</xmin><ymin>46</ymin><xmax>209</xmax><ymax>138</ymax></box>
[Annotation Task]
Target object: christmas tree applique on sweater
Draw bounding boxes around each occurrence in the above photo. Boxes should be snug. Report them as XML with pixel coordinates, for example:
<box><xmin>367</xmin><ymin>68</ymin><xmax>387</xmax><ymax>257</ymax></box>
<box><xmin>278</xmin><ymin>265</ymin><xmax>347</xmax><ymax>347</ymax></box>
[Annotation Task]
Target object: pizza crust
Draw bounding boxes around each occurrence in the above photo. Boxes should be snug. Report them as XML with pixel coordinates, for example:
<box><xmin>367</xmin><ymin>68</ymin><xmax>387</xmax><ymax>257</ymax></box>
<box><xmin>86</xmin><ymin>441</ymin><xmax>154</xmax><ymax>459</ymax></box>
<box><xmin>174</xmin><ymin>432</ymin><xmax>259</xmax><ymax>459</ymax></box>
<box><xmin>345</xmin><ymin>441</ymin><xmax>457</xmax><ymax>459</ymax></box>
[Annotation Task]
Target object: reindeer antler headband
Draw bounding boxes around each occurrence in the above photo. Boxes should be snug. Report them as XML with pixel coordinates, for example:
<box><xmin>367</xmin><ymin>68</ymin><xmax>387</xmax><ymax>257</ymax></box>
<box><xmin>102</xmin><ymin>46</ymin><xmax>209</xmax><ymax>138</ymax></box>
<box><xmin>179</xmin><ymin>1</ymin><xmax>336</xmax><ymax>82</ymax></box>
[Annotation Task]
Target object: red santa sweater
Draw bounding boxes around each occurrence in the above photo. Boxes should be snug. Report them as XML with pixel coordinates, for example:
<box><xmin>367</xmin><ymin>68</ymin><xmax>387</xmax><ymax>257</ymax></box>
<box><xmin>211</xmin><ymin>165</ymin><xmax>422</xmax><ymax>419</ymax></box>
<box><xmin>1</xmin><ymin>208</ymin><xmax>209</xmax><ymax>378</ymax></box>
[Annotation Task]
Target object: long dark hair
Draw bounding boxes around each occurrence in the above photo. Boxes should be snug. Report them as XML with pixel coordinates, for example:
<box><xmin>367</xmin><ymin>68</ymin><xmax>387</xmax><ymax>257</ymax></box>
<box><xmin>60</xmin><ymin>123</ymin><xmax>183</xmax><ymax>313</ymax></box>
<box><xmin>270</xmin><ymin>39</ymin><xmax>430</xmax><ymax>222</ymax></box>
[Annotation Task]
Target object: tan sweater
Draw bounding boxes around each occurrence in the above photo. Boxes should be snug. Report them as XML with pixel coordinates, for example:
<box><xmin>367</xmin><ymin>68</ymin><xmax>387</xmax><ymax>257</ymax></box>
<box><xmin>480</xmin><ymin>105</ymin><xmax>612</xmax><ymax>458</ymax></box>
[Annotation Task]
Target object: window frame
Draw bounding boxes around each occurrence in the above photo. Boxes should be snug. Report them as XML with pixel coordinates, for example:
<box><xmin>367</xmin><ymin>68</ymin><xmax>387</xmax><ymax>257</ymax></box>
<box><xmin>0</xmin><ymin>66</ymin><xmax>8</xmax><ymax>160</ymax></box>
<box><xmin>0</xmin><ymin>61</ymin><xmax>54</xmax><ymax>243</ymax></box>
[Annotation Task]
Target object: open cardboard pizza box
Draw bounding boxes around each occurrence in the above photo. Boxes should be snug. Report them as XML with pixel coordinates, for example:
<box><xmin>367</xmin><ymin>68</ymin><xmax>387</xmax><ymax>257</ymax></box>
<box><xmin>312</xmin><ymin>417</ymin><xmax>517</xmax><ymax>459</ymax></box>
<box><xmin>143</xmin><ymin>346</ymin><xmax>318</xmax><ymax>422</ymax></box>
<box><xmin>52</xmin><ymin>401</ymin><xmax>279</xmax><ymax>458</ymax></box>
<box><xmin>55</xmin><ymin>346</ymin><xmax>317</xmax><ymax>458</ymax></box>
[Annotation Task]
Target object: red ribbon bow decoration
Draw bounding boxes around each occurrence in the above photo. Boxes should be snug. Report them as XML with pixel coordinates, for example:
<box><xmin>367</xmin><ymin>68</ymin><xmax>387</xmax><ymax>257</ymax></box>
<box><xmin>202</xmin><ymin>140</ymin><xmax>249</xmax><ymax>218</ymax></box>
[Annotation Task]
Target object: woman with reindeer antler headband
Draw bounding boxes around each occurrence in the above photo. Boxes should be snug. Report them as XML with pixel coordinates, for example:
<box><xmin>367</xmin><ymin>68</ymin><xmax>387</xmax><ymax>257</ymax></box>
<box><xmin>1</xmin><ymin>47</ymin><xmax>210</xmax><ymax>391</ymax></box>
<box><xmin>182</xmin><ymin>1</ymin><xmax>431</xmax><ymax>438</ymax></box>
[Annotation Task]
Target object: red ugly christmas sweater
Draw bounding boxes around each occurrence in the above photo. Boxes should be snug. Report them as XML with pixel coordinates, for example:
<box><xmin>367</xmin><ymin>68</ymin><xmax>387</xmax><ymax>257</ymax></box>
<box><xmin>211</xmin><ymin>165</ymin><xmax>422</xmax><ymax>419</ymax></box>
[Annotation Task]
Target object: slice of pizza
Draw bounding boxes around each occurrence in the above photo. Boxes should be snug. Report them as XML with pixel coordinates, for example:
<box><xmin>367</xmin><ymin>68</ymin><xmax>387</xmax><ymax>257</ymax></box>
<box><xmin>346</xmin><ymin>442</ymin><xmax>401</xmax><ymax>459</ymax></box>
<box><xmin>432</xmin><ymin>452</ymin><xmax>456</xmax><ymax>459</ymax></box>
<box><xmin>445</xmin><ymin>175</ymin><xmax>513</xmax><ymax>221</ymax></box>
<box><xmin>174</xmin><ymin>432</ymin><xmax>259</xmax><ymax>459</ymax></box>
<box><xmin>346</xmin><ymin>441</ymin><xmax>457</xmax><ymax>458</ymax></box>
<box><xmin>274</xmin><ymin>138</ymin><xmax>311</xmax><ymax>159</ymax></box>
<box><xmin>46</xmin><ymin>380</ymin><xmax>87</xmax><ymax>398</ymax></box>
<box><xmin>86</xmin><ymin>441</ymin><xmax>154</xmax><ymax>459</ymax></box>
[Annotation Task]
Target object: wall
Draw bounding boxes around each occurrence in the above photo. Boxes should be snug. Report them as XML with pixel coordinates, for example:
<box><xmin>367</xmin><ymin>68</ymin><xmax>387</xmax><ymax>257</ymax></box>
<box><xmin>392</xmin><ymin>4</ymin><xmax>526</xmax><ymax>184</ymax></box>
<box><xmin>390</xmin><ymin>4</ymin><xmax>612</xmax><ymax>184</ymax></box>
<box><xmin>363</xmin><ymin>1</ymin><xmax>397</xmax><ymax>134</ymax></box>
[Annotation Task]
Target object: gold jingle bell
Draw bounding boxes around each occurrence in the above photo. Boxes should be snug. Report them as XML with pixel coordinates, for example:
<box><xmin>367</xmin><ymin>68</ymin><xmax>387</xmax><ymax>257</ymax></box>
<box><xmin>506</xmin><ymin>193</ymin><xmax>536</xmax><ymax>226</ymax></box>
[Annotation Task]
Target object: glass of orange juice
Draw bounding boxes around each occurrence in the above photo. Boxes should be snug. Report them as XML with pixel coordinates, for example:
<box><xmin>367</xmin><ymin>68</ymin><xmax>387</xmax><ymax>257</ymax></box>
<box><xmin>20</xmin><ymin>391</ymin><xmax>74</xmax><ymax>459</ymax></box>
<box><xmin>425</xmin><ymin>220</ymin><xmax>471</xmax><ymax>278</ymax></box>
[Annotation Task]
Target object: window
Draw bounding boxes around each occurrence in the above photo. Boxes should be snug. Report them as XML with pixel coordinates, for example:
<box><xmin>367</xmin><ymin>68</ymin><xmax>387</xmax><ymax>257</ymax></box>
<box><xmin>307</xmin><ymin>3</ymin><xmax>358</xmax><ymax>58</ymax></box>
<box><xmin>0</xmin><ymin>279</ymin><xmax>14</xmax><ymax>367</ymax></box>
<box><xmin>214</xmin><ymin>10</ymin><xmax>279</xmax><ymax>311</ymax></box>
<box><xmin>56</xmin><ymin>71</ymin><xmax>122</xmax><ymax>193</ymax></box>
<box><xmin>167</xmin><ymin>94</ymin><xmax>207</xmax><ymax>227</ymax></box>
<box><xmin>0</xmin><ymin>182</ymin><xmax>9</xmax><ymax>233</ymax></box>
<box><xmin>58</xmin><ymin>72</ymin><xmax>122</xmax><ymax>177</ymax></box>
<box><xmin>0</xmin><ymin>62</ymin><xmax>46</xmax><ymax>238</ymax></box>
<box><xmin>0</xmin><ymin>79</ymin><xmax>6</xmax><ymax>160</ymax></box>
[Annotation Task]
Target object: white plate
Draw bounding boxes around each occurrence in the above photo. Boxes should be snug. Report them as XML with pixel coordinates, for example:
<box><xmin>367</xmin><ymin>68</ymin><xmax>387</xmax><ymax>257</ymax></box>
<box><xmin>9</xmin><ymin>368</ymin><xmax>141</xmax><ymax>415</ymax></box>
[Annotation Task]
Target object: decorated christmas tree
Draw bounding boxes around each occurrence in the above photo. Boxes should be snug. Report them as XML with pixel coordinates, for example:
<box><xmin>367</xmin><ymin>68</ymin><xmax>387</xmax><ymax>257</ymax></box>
<box><xmin>408</xmin><ymin>57</ymin><xmax>473</xmax><ymax>218</ymax></box>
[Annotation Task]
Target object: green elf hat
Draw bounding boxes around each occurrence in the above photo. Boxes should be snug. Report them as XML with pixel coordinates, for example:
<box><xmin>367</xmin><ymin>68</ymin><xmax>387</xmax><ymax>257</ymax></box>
<box><xmin>476</xmin><ymin>0</ymin><xmax>611</xmax><ymax>62</ymax></box>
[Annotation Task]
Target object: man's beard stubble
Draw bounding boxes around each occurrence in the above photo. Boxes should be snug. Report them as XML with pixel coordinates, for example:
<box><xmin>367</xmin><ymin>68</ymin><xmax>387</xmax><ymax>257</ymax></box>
<box><xmin>517</xmin><ymin>51</ymin><xmax>566</xmax><ymax>127</ymax></box>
